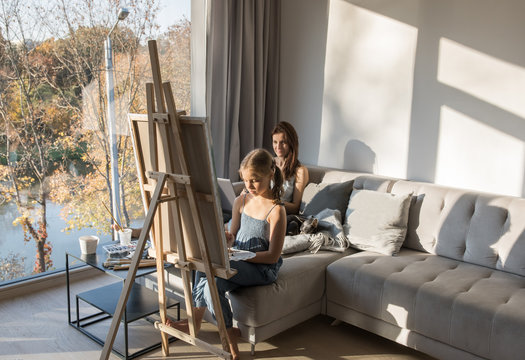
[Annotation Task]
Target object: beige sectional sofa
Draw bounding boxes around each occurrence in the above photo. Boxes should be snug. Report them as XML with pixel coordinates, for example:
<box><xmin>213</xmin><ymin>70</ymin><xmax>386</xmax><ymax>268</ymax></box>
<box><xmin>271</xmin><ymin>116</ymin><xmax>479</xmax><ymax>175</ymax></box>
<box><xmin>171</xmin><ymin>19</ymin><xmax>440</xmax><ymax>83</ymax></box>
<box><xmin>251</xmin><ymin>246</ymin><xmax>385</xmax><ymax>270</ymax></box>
<box><xmin>139</xmin><ymin>164</ymin><xmax>525</xmax><ymax>360</ymax></box>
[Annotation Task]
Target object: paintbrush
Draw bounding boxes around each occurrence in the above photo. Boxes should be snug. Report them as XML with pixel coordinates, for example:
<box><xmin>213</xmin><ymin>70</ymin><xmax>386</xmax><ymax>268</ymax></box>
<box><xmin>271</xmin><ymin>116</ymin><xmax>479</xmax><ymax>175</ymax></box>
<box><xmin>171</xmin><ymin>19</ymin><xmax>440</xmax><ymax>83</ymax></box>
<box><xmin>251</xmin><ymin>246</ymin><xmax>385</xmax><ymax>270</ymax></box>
<box><xmin>112</xmin><ymin>261</ymin><xmax>157</xmax><ymax>270</ymax></box>
<box><xmin>104</xmin><ymin>259</ymin><xmax>157</xmax><ymax>270</ymax></box>
<box><xmin>101</xmin><ymin>201</ymin><xmax>124</xmax><ymax>232</ymax></box>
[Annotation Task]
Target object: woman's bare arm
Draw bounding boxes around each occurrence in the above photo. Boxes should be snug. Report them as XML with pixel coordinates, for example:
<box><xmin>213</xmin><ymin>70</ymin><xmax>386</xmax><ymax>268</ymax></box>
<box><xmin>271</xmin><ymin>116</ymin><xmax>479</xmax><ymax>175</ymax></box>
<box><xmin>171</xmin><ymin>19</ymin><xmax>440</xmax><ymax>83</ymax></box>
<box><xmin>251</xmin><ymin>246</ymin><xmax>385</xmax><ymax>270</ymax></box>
<box><xmin>284</xmin><ymin>165</ymin><xmax>309</xmax><ymax>214</ymax></box>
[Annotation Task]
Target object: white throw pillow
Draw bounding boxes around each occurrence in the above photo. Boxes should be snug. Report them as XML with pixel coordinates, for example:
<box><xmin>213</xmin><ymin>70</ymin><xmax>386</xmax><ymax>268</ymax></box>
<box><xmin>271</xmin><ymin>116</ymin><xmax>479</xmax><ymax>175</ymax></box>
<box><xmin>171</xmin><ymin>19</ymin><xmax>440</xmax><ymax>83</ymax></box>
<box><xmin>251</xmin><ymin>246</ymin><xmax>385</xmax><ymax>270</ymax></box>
<box><xmin>343</xmin><ymin>189</ymin><xmax>412</xmax><ymax>255</ymax></box>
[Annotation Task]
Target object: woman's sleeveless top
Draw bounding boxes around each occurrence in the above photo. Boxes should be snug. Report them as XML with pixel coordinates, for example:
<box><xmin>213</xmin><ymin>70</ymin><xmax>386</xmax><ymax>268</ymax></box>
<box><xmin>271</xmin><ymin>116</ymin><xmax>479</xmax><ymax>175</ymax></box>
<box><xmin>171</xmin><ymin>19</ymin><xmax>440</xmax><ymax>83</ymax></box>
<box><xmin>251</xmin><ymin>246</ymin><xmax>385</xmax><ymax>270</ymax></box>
<box><xmin>282</xmin><ymin>175</ymin><xmax>296</xmax><ymax>203</ymax></box>
<box><xmin>234</xmin><ymin>198</ymin><xmax>283</xmax><ymax>271</ymax></box>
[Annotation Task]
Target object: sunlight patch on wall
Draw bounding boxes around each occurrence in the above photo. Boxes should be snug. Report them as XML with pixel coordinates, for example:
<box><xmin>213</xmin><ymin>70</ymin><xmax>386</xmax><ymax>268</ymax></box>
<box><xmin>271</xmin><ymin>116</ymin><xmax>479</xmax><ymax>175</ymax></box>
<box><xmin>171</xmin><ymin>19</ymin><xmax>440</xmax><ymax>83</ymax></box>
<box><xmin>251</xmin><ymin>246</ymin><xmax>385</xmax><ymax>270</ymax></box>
<box><xmin>436</xmin><ymin>106</ymin><xmax>524</xmax><ymax>196</ymax></box>
<box><xmin>438</xmin><ymin>38</ymin><xmax>525</xmax><ymax>119</ymax></box>
<box><xmin>319</xmin><ymin>1</ymin><xmax>417</xmax><ymax>177</ymax></box>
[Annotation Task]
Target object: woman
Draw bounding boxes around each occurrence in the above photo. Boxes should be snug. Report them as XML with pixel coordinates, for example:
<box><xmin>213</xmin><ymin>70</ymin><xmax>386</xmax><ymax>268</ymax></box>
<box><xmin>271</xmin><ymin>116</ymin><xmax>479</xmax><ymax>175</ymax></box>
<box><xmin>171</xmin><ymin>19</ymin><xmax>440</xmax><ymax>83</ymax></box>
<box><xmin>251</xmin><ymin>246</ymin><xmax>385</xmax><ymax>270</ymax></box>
<box><xmin>271</xmin><ymin>121</ymin><xmax>309</xmax><ymax>214</ymax></box>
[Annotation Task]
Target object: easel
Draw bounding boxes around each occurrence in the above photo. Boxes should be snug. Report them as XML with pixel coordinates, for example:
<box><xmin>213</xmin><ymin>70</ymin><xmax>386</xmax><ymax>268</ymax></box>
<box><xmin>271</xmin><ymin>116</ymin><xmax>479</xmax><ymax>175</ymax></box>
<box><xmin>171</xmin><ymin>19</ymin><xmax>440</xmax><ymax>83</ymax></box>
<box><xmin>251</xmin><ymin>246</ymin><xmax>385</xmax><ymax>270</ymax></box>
<box><xmin>100</xmin><ymin>40</ymin><xmax>236</xmax><ymax>359</ymax></box>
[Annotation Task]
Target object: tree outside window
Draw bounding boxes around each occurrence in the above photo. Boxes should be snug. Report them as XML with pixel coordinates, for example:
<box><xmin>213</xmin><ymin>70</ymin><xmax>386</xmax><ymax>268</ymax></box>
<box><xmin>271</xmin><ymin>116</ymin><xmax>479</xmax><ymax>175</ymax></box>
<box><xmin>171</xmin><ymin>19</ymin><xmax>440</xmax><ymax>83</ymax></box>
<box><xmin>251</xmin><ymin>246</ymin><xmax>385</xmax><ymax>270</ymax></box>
<box><xmin>0</xmin><ymin>0</ymin><xmax>191</xmax><ymax>282</ymax></box>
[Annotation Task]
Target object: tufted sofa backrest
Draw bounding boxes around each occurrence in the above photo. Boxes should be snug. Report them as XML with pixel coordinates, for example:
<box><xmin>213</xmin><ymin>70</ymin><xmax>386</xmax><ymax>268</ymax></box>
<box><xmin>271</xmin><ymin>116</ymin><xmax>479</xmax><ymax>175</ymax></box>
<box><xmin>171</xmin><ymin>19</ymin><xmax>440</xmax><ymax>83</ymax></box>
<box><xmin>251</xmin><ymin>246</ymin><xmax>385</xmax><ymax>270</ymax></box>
<box><xmin>306</xmin><ymin>165</ymin><xmax>525</xmax><ymax>276</ymax></box>
<box><xmin>306</xmin><ymin>164</ymin><xmax>363</xmax><ymax>184</ymax></box>
<box><xmin>306</xmin><ymin>164</ymin><xmax>395</xmax><ymax>192</ymax></box>
<box><xmin>392</xmin><ymin>180</ymin><xmax>525</xmax><ymax>277</ymax></box>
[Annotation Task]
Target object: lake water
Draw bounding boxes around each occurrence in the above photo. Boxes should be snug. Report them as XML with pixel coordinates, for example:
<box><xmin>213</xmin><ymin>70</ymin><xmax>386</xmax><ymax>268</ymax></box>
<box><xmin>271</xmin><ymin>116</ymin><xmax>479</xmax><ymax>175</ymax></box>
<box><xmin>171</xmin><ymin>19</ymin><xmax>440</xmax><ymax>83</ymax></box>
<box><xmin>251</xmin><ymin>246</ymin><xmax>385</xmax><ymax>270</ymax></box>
<box><xmin>0</xmin><ymin>200</ymin><xmax>142</xmax><ymax>282</ymax></box>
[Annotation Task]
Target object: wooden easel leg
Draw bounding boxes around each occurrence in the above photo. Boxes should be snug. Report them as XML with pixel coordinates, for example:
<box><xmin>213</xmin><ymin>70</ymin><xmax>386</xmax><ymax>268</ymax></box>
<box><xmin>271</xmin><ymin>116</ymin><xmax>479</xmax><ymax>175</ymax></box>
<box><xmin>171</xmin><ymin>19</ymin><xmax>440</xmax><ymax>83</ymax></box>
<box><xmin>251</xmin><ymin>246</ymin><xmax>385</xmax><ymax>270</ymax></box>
<box><xmin>153</xmin><ymin>219</ymin><xmax>169</xmax><ymax>355</ymax></box>
<box><xmin>181</xmin><ymin>268</ymin><xmax>197</xmax><ymax>337</ymax></box>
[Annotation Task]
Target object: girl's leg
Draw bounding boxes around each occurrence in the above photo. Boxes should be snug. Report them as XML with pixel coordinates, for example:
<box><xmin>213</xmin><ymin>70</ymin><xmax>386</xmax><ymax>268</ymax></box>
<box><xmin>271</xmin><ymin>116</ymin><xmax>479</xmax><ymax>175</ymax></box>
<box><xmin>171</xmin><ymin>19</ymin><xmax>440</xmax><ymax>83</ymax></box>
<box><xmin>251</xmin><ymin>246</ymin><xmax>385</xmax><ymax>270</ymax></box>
<box><xmin>226</xmin><ymin>260</ymin><xmax>278</xmax><ymax>287</ymax></box>
<box><xmin>184</xmin><ymin>273</ymin><xmax>241</xmax><ymax>358</ymax></box>
<box><xmin>202</xmin><ymin>261</ymin><xmax>277</xmax><ymax>330</ymax></box>
<box><xmin>165</xmin><ymin>269</ymin><xmax>235</xmax><ymax>333</ymax></box>
<box><xmin>166</xmin><ymin>271</ymin><xmax>208</xmax><ymax>334</ymax></box>
<box><xmin>201</xmin><ymin>275</ymin><xmax>237</xmax><ymax>329</ymax></box>
<box><xmin>165</xmin><ymin>306</ymin><xmax>206</xmax><ymax>334</ymax></box>
<box><xmin>166</xmin><ymin>262</ymin><xmax>276</xmax><ymax>358</ymax></box>
<box><xmin>222</xmin><ymin>261</ymin><xmax>278</xmax><ymax>360</ymax></box>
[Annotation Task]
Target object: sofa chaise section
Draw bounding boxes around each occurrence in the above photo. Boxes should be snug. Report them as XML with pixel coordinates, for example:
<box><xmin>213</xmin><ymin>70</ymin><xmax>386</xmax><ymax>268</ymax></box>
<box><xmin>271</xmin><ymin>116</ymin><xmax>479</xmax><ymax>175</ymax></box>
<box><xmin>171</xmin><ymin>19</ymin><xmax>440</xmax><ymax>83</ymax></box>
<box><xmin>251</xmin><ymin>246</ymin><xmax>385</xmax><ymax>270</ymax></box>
<box><xmin>230</xmin><ymin>249</ymin><xmax>352</xmax><ymax>349</ymax></box>
<box><xmin>327</xmin><ymin>178</ymin><xmax>525</xmax><ymax>360</ymax></box>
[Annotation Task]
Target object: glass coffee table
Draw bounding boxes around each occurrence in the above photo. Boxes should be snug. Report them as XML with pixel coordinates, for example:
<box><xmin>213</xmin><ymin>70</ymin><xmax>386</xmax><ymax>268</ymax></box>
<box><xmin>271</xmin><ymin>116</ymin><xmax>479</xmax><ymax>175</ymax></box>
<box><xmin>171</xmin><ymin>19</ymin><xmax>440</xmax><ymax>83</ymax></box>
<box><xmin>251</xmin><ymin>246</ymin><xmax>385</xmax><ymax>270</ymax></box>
<box><xmin>66</xmin><ymin>240</ymin><xmax>179</xmax><ymax>359</ymax></box>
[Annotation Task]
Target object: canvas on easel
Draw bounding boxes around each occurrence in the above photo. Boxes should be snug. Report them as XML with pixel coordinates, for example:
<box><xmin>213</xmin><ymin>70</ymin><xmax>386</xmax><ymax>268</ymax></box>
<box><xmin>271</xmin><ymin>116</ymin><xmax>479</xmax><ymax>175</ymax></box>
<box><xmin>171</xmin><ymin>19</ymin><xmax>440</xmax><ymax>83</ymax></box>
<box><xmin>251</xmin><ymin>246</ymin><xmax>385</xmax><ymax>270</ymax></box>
<box><xmin>128</xmin><ymin>113</ymin><xmax>234</xmax><ymax>277</ymax></box>
<box><xmin>100</xmin><ymin>40</ymin><xmax>236</xmax><ymax>360</ymax></box>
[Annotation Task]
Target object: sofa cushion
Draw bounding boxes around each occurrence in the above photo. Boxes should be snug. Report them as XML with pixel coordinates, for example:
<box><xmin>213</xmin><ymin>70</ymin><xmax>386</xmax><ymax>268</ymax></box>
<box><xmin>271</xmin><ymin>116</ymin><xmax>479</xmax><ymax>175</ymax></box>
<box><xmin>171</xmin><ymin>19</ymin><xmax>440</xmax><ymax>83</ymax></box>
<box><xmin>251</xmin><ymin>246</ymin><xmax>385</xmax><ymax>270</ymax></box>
<box><xmin>343</xmin><ymin>189</ymin><xmax>412</xmax><ymax>255</ymax></box>
<box><xmin>228</xmin><ymin>250</ymin><xmax>352</xmax><ymax>327</ymax></box>
<box><xmin>300</xmin><ymin>180</ymin><xmax>353</xmax><ymax>217</ymax></box>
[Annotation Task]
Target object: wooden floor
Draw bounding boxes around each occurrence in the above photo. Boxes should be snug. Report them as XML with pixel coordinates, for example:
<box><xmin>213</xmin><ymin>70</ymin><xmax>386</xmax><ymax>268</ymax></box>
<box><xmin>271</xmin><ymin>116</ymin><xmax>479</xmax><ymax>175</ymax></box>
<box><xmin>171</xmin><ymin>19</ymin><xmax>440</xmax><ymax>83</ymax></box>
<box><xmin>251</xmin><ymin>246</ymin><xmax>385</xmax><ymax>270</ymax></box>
<box><xmin>0</xmin><ymin>272</ymin><xmax>435</xmax><ymax>360</ymax></box>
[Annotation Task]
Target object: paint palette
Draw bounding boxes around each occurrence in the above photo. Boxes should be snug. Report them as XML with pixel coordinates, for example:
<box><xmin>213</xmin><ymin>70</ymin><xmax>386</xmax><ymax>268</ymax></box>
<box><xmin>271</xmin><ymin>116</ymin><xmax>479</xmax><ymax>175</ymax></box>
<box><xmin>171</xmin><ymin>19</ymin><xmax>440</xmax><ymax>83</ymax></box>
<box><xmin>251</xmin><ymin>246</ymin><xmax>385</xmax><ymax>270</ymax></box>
<box><xmin>103</xmin><ymin>240</ymin><xmax>147</xmax><ymax>256</ymax></box>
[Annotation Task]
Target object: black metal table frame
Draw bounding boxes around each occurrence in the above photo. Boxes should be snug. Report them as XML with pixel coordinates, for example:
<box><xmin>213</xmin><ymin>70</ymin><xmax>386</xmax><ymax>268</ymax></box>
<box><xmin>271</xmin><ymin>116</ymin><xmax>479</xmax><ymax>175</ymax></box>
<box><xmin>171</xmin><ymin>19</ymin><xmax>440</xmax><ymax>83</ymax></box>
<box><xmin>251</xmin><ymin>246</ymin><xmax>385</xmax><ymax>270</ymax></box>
<box><xmin>66</xmin><ymin>242</ymin><xmax>179</xmax><ymax>359</ymax></box>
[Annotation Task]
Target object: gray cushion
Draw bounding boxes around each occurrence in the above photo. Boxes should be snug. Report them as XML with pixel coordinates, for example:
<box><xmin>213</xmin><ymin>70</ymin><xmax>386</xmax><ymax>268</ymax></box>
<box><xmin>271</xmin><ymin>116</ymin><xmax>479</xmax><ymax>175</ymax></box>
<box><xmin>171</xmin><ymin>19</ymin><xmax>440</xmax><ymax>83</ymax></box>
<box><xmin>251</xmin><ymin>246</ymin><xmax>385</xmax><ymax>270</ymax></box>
<box><xmin>300</xmin><ymin>180</ymin><xmax>353</xmax><ymax>217</ymax></box>
<box><xmin>343</xmin><ymin>189</ymin><xmax>412</xmax><ymax>255</ymax></box>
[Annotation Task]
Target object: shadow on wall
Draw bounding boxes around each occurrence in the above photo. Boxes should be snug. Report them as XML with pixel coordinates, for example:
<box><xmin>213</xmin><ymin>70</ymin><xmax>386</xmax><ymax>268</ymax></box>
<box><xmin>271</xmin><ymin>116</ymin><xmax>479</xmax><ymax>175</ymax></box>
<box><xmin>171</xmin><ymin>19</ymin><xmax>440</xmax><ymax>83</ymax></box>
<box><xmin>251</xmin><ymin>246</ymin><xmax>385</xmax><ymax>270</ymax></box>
<box><xmin>343</xmin><ymin>139</ymin><xmax>376</xmax><ymax>173</ymax></box>
<box><xmin>280</xmin><ymin>0</ymin><xmax>330</xmax><ymax>166</ymax></box>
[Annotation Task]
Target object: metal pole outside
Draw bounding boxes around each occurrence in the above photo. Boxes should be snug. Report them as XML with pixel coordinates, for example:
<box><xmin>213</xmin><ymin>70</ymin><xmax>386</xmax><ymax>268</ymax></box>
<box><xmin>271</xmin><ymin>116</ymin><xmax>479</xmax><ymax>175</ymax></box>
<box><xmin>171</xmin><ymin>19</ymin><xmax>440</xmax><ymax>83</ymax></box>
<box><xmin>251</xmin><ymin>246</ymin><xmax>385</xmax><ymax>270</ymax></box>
<box><xmin>105</xmin><ymin>36</ymin><xmax>121</xmax><ymax>239</ymax></box>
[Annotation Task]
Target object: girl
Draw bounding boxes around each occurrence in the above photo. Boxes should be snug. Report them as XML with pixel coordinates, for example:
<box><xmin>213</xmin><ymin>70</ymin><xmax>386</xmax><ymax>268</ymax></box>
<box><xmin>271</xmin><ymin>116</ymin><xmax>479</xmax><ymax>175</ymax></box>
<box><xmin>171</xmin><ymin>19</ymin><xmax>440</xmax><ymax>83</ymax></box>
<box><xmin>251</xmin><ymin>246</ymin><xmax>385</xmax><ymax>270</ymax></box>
<box><xmin>166</xmin><ymin>148</ymin><xmax>287</xmax><ymax>359</ymax></box>
<box><xmin>271</xmin><ymin>121</ymin><xmax>309</xmax><ymax>214</ymax></box>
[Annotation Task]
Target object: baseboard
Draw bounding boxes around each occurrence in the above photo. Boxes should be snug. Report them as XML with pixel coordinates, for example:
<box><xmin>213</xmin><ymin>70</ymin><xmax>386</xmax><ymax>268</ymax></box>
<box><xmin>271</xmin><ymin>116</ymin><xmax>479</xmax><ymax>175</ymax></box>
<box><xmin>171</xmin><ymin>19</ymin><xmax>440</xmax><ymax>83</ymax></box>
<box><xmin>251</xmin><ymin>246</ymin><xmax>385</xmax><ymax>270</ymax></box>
<box><xmin>0</xmin><ymin>266</ymin><xmax>99</xmax><ymax>300</ymax></box>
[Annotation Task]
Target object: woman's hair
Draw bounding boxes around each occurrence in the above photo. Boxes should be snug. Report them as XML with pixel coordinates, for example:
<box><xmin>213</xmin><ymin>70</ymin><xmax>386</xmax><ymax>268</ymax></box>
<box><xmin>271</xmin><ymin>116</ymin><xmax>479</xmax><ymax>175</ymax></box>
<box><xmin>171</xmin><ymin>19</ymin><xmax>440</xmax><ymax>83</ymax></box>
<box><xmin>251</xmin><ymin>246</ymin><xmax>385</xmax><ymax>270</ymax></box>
<box><xmin>239</xmin><ymin>148</ymin><xmax>284</xmax><ymax>203</ymax></box>
<box><xmin>271</xmin><ymin>121</ymin><xmax>300</xmax><ymax>180</ymax></box>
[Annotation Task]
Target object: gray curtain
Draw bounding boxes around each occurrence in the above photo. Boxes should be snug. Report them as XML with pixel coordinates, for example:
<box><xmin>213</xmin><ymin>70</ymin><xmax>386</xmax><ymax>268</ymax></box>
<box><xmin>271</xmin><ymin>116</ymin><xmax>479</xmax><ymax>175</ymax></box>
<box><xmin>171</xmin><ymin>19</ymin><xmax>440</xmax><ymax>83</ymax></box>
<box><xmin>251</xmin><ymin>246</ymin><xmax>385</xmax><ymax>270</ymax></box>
<box><xmin>206</xmin><ymin>0</ymin><xmax>280</xmax><ymax>180</ymax></box>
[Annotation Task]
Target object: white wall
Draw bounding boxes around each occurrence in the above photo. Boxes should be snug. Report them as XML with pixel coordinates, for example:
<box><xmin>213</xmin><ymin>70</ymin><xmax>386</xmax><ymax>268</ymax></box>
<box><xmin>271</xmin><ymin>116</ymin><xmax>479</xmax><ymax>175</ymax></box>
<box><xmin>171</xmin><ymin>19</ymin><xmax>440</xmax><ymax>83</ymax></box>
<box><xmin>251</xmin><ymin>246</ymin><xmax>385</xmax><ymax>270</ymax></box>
<box><xmin>280</xmin><ymin>0</ymin><xmax>525</xmax><ymax>197</ymax></box>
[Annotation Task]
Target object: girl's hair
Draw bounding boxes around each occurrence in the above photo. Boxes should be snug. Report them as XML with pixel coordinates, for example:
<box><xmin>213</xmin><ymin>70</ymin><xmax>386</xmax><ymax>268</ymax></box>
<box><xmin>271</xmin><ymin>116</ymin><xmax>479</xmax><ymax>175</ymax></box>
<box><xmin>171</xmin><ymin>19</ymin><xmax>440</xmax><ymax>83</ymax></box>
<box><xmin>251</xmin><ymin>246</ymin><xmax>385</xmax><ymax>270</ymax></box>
<box><xmin>239</xmin><ymin>148</ymin><xmax>284</xmax><ymax>203</ymax></box>
<box><xmin>271</xmin><ymin>121</ymin><xmax>300</xmax><ymax>180</ymax></box>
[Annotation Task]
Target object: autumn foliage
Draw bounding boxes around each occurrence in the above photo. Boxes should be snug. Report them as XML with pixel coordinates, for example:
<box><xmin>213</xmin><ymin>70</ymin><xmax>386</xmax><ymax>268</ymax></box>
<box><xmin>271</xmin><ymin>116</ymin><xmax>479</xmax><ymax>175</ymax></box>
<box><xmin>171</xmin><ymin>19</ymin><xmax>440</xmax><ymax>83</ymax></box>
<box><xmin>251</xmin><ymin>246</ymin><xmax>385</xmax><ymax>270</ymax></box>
<box><xmin>0</xmin><ymin>0</ymin><xmax>191</xmax><ymax>278</ymax></box>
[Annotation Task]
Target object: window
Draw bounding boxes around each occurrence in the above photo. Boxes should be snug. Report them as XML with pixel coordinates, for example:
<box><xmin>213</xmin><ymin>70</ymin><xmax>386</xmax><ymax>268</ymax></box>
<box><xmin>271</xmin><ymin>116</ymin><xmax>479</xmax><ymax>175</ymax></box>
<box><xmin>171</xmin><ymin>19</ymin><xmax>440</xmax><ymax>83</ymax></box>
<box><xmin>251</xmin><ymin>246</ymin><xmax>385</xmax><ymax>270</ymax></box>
<box><xmin>0</xmin><ymin>0</ymin><xmax>191</xmax><ymax>285</ymax></box>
